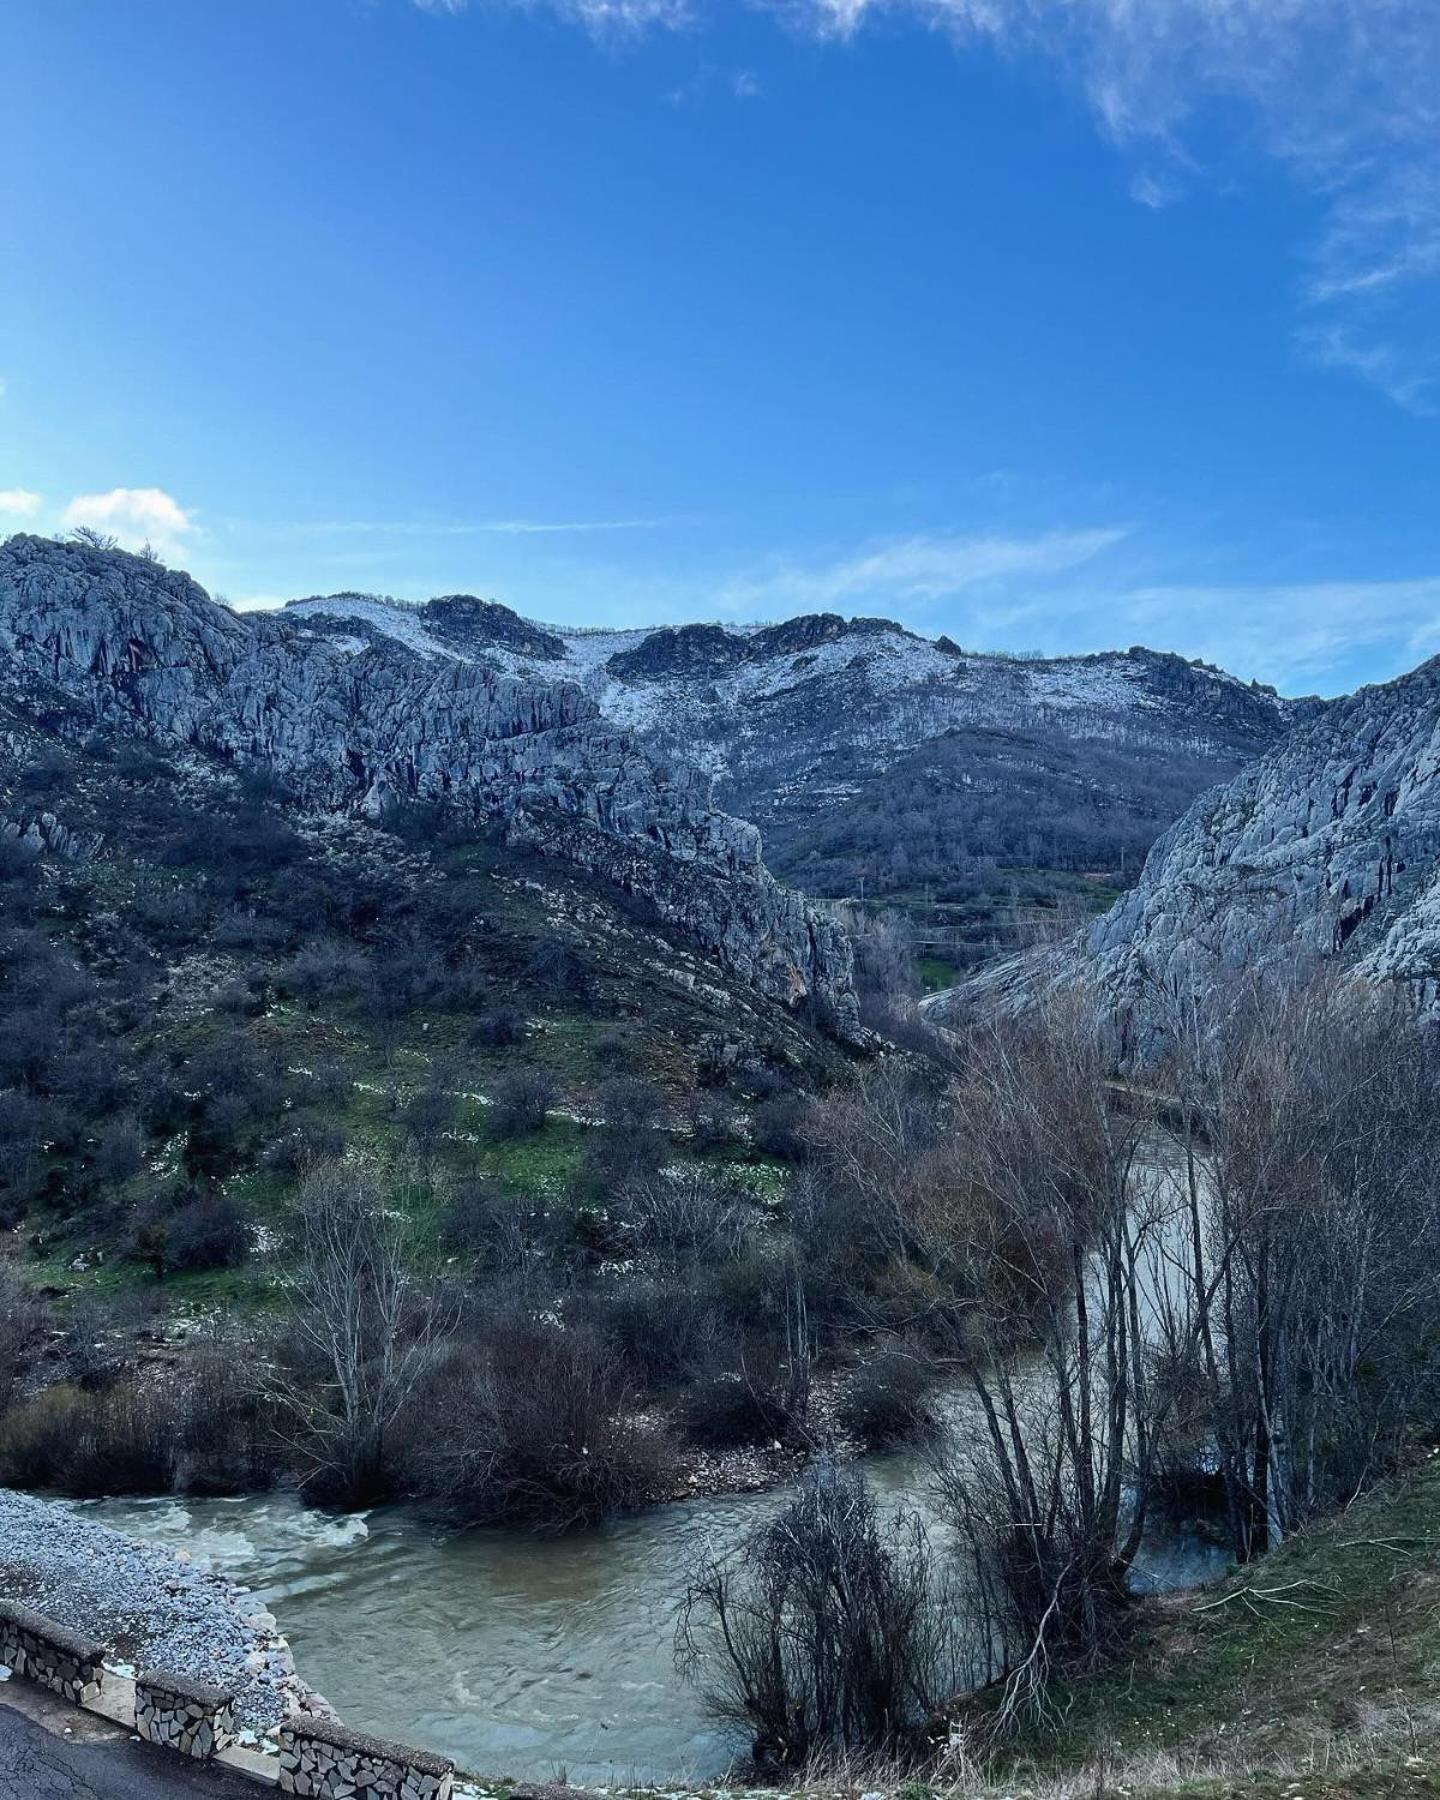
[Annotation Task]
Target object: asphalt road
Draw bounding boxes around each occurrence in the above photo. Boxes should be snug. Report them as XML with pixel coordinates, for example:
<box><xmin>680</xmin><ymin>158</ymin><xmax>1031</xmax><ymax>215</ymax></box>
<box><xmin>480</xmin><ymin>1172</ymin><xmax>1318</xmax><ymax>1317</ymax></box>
<box><xmin>0</xmin><ymin>1691</ymin><xmax>259</xmax><ymax>1800</ymax></box>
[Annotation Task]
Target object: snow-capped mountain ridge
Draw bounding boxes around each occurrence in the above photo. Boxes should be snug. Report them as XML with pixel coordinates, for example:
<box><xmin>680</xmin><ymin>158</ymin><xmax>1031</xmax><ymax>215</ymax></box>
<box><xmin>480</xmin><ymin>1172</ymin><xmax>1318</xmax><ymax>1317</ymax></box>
<box><xmin>0</xmin><ymin>539</ymin><xmax>859</xmax><ymax>1030</ymax></box>
<box><xmin>286</xmin><ymin>592</ymin><xmax>1275</xmax><ymax>714</ymax></box>
<box><xmin>284</xmin><ymin>591</ymin><xmax>1302</xmax><ymax>899</ymax></box>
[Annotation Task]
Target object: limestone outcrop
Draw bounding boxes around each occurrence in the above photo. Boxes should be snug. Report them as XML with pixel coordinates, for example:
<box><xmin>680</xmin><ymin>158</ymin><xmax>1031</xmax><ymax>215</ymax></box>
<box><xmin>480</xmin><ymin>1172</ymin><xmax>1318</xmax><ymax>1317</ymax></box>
<box><xmin>934</xmin><ymin>656</ymin><xmax>1440</xmax><ymax>1050</ymax></box>
<box><xmin>0</xmin><ymin>536</ymin><xmax>858</xmax><ymax>1033</ymax></box>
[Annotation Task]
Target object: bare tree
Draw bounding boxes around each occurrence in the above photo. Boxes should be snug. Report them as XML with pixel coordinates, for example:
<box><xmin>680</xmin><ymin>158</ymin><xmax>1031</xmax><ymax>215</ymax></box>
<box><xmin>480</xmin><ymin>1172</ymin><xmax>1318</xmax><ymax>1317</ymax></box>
<box><xmin>928</xmin><ymin>991</ymin><xmax>1165</xmax><ymax>1729</ymax></box>
<box><xmin>1154</xmin><ymin>972</ymin><xmax>1440</xmax><ymax>1559</ymax></box>
<box><xmin>267</xmin><ymin>1160</ymin><xmax>453</xmax><ymax>1504</ymax></box>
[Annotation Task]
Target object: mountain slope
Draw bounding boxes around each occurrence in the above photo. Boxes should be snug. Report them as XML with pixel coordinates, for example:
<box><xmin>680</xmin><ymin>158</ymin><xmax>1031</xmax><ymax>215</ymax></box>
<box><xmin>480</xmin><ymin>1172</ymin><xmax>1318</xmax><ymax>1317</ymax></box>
<box><xmin>285</xmin><ymin>593</ymin><xmax>1300</xmax><ymax>910</ymax></box>
<box><xmin>936</xmin><ymin>653</ymin><xmax>1440</xmax><ymax>1049</ymax></box>
<box><xmin>0</xmin><ymin>536</ymin><xmax>857</xmax><ymax>1033</ymax></box>
<box><xmin>1091</xmin><ymin>655</ymin><xmax>1440</xmax><ymax>1033</ymax></box>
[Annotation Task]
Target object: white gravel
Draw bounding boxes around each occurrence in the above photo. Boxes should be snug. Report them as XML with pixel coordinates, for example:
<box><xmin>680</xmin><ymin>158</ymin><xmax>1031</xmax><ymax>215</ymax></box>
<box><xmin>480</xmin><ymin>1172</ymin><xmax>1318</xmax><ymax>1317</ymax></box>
<box><xmin>0</xmin><ymin>1487</ymin><xmax>307</xmax><ymax>1730</ymax></box>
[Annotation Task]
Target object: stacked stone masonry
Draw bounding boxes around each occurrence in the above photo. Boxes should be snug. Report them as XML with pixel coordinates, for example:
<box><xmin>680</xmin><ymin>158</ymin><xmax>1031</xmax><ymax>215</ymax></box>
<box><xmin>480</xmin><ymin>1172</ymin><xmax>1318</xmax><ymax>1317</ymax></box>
<box><xmin>278</xmin><ymin>1715</ymin><xmax>454</xmax><ymax>1800</ymax></box>
<box><xmin>135</xmin><ymin>1667</ymin><xmax>236</xmax><ymax>1759</ymax></box>
<box><xmin>0</xmin><ymin>1591</ymin><xmax>455</xmax><ymax>1797</ymax></box>
<box><xmin>0</xmin><ymin>1598</ymin><xmax>105</xmax><ymax>1704</ymax></box>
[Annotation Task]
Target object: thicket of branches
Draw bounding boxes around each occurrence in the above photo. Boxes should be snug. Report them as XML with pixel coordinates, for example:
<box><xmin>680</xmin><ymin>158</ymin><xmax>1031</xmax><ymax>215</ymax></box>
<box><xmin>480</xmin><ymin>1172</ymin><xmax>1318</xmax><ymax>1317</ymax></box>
<box><xmin>678</xmin><ymin>1466</ymin><xmax>973</xmax><ymax>1772</ymax></box>
<box><xmin>1153</xmin><ymin>975</ymin><xmax>1440</xmax><ymax>1559</ymax></box>
<box><xmin>679</xmin><ymin>973</ymin><xmax>1440</xmax><ymax>1762</ymax></box>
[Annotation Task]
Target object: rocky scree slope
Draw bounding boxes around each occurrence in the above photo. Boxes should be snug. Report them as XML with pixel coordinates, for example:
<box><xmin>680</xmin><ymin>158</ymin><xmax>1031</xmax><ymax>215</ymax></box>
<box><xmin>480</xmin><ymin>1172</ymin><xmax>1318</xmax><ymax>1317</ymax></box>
<box><xmin>285</xmin><ymin>593</ymin><xmax>1301</xmax><ymax>897</ymax></box>
<box><xmin>938</xmin><ymin>655</ymin><xmax>1440</xmax><ymax>1049</ymax></box>
<box><xmin>0</xmin><ymin>537</ymin><xmax>857</xmax><ymax>1034</ymax></box>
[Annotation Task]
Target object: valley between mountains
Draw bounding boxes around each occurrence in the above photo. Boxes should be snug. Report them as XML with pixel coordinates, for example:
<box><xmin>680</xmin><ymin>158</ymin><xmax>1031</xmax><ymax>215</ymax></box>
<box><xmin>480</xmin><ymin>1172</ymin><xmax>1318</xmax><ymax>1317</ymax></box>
<box><xmin>3</xmin><ymin>534</ymin><xmax>1440</xmax><ymax>1800</ymax></box>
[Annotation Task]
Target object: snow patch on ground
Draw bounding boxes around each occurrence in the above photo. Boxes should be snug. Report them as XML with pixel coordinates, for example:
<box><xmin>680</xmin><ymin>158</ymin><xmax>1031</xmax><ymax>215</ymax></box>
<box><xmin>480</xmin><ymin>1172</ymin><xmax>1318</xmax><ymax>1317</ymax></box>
<box><xmin>286</xmin><ymin>595</ymin><xmax>468</xmax><ymax>662</ymax></box>
<box><xmin>277</xmin><ymin>596</ymin><xmax>1276</xmax><ymax>778</ymax></box>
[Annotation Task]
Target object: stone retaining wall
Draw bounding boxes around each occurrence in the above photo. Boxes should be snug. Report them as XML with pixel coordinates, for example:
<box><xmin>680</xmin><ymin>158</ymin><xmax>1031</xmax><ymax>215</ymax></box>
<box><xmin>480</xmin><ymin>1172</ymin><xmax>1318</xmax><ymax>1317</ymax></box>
<box><xmin>278</xmin><ymin>1713</ymin><xmax>454</xmax><ymax>1800</ymax></box>
<box><xmin>0</xmin><ymin>1597</ymin><xmax>105</xmax><ymax>1704</ymax></box>
<box><xmin>0</xmin><ymin>1592</ymin><xmax>458</xmax><ymax>1798</ymax></box>
<box><xmin>136</xmin><ymin>1666</ymin><xmax>236</xmax><ymax>1759</ymax></box>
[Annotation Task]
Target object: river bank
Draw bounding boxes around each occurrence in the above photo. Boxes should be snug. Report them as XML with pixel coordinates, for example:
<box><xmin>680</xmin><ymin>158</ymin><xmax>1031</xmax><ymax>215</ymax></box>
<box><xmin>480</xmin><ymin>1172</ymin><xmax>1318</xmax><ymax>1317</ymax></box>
<box><xmin>0</xmin><ymin>1487</ymin><xmax>319</xmax><ymax>1734</ymax></box>
<box><xmin>70</xmin><ymin>1456</ymin><xmax>1227</xmax><ymax>1786</ymax></box>
<box><xmin>6</xmin><ymin>1460</ymin><xmax>1411</xmax><ymax>1800</ymax></box>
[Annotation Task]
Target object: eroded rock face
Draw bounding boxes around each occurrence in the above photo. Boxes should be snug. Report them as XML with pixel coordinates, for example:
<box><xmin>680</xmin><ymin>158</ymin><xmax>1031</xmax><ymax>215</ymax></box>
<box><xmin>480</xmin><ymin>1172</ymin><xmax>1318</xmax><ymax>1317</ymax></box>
<box><xmin>284</xmin><ymin>591</ymin><xmax>1298</xmax><ymax>898</ymax></box>
<box><xmin>0</xmin><ymin>536</ymin><xmax>858</xmax><ymax>1034</ymax></box>
<box><xmin>0</xmin><ymin>809</ymin><xmax>101</xmax><ymax>861</ymax></box>
<box><xmin>974</xmin><ymin>657</ymin><xmax>1440</xmax><ymax>1051</ymax></box>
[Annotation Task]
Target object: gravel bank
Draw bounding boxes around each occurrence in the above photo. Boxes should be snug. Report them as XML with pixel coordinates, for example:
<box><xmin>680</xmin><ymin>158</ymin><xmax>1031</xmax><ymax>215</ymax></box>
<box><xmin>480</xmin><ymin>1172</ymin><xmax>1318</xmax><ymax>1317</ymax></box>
<box><xmin>0</xmin><ymin>1487</ymin><xmax>309</xmax><ymax>1731</ymax></box>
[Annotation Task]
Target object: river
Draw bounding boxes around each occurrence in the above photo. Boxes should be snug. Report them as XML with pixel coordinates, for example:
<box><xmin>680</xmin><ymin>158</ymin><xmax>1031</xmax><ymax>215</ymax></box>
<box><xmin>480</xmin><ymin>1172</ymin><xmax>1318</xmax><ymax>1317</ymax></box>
<box><xmin>81</xmin><ymin>1443</ymin><xmax>1224</xmax><ymax>1784</ymax></box>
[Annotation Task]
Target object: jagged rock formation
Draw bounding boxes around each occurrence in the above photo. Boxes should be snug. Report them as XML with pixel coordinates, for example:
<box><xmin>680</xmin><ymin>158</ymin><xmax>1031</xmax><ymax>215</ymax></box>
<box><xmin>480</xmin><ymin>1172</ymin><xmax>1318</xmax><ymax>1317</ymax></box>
<box><xmin>285</xmin><ymin>591</ymin><xmax>1300</xmax><ymax>897</ymax></box>
<box><xmin>0</xmin><ymin>536</ymin><xmax>858</xmax><ymax>1034</ymax></box>
<box><xmin>0</xmin><ymin>809</ymin><xmax>101</xmax><ymax>861</ymax></box>
<box><xmin>936</xmin><ymin>656</ymin><xmax>1440</xmax><ymax>1049</ymax></box>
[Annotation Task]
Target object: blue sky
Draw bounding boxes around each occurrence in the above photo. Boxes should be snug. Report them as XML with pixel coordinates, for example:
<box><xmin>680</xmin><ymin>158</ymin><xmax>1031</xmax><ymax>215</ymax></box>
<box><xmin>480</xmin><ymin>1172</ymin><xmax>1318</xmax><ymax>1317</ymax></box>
<box><xmin>3</xmin><ymin>0</ymin><xmax>1438</xmax><ymax>695</ymax></box>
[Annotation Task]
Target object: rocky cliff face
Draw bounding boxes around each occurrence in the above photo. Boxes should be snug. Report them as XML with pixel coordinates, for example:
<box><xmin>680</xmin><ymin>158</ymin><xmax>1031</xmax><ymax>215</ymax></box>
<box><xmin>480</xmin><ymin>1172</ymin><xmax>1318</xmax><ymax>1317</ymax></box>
<box><xmin>0</xmin><ymin>536</ymin><xmax>858</xmax><ymax>1033</ymax></box>
<box><xmin>285</xmin><ymin>591</ymin><xmax>1299</xmax><ymax>897</ymax></box>
<box><xmin>946</xmin><ymin>656</ymin><xmax>1440</xmax><ymax>1049</ymax></box>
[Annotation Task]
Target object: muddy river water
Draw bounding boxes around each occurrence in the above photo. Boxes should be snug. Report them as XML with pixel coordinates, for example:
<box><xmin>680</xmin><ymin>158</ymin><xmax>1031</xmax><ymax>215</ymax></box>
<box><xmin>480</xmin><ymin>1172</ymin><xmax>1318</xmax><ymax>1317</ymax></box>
<box><xmin>84</xmin><ymin>1445</ymin><xmax>1223</xmax><ymax>1784</ymax></box>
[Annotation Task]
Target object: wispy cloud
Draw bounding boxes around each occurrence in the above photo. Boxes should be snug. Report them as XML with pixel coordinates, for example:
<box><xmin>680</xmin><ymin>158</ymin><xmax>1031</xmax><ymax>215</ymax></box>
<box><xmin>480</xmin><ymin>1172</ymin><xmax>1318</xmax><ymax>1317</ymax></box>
<box><xmin>61</xmin><ymin>487</ymin><xmax>197</xmax><ymax>556</ymax></box>
<box><xmin>667</xmin><ymin>62</ymin><xmax>764</xmax><ymax>105</ymax></box>
<box><xmin>249</xmin><ymin>515</ymin><xmax>669</xmax><ymax>538</ymax></box>
<box><xmin>786</xmin><ymin>0</ymin><xmax>1440</xmax><ymax>411</ymax></box>
<box><xmin>968</xmin><ymin>573</ymin><xmax>1440</xmax><ymax>693</ymax></box>
<box><xmin>1302</xmin><ymin>324</ymin><xmax>1439</xmax><ymax>416</ymax></box>
<box><xmin>0</xmin><ymin>489</ymin><xmax>42</xmax><ymax>517</ymax></box>
<box><xmin>716</xmin><ymin>526</ymin><xmax>1128</xmax><ymax>612</ymax></box>
<box><xmin>425</xmin><ymin>0</ymin><xmax>1437</xmax><ymax>410</ymax></box>
<box><xmin>412</xmin><ymin>0</ymin><xmax>689</xmax><ymax>30</ymax></box>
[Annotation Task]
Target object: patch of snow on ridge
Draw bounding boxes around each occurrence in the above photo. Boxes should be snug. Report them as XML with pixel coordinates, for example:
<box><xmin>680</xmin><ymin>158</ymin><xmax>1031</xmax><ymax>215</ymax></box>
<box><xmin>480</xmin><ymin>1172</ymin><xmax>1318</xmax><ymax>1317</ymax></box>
<box><xmin>1019</xmin><ymin>658</ymin><xmax>1142</xmax><ymax>714</ymax></box>
<box><xmin>552</xmin><ymin>627</ymin><xmax>655</xmax><ymax>672</ymax></box>
<box><xmin>286</xmin><ymin>595</ymin><xmax>468</xmax><ymax>663</ymax></box>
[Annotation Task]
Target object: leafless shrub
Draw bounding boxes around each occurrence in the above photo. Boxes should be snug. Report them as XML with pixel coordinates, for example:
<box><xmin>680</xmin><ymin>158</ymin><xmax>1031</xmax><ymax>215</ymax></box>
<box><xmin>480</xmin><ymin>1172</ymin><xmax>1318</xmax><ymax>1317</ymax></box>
<box><xmin>471</xmin><ymin>1005</ymin><xmax>526</xmax><ymax>1048</ymax></box>
<box><xmin>683</xmin><ymin>1090</ymin><xmax>737</xmax><ymax>1151</ymax></box>
<box><xmin>589</xmin><ymin>1076</ymin><xmax>667</xmax><ymax>1179</ymax></box>
<box><xmin>682</xmin><ymin>1268</ymin><xmax>814</xmax><ymax>1449</ymax></box>
<box><xmin>488</xmin><ymin>1068</ymin><xmax>557</xmax><ymax>1139</ymax></box>
<box><xmin>395</xmin><ymin>1068</ymin><xmax>459</xmax><ymax>1165</ymax></box>
<box><xmin>285</xmin><ymin>942</ymin><xmax>368</xmax><ymax>1006</ymax></box>
<box><xmin>261</xmin><ymin>1120</ymin><xmax>348</xmax><ymax>1180</ymax></box>
<box><xmin>836</xmin><ymin>1346</ymin><xmax>938</xmax><ymax>1449</ymax></box>
<box><xmin>175</xmin><ymin>1317</ymin><xmax>284</xmax><ymax>1494</ymax></box>
<box><xmin>622</xmin><ymin>1165</ymin><xmax>755</xmax><ymax>1268</ymax></box>
<box><xmin>0</xmin><ymin>1379</ymin><xmax>176</xmax><ymax>1494</ymax></box>
<box><xmin>0</xmin><ymin>1271</ymin><xmax>50</xmax><ymax>1412</ymax></box>
<box><xmin>677</xmin><ymin>1465</ymin><xmax>970</xmax><ymax>1773</ymax></box>
<box><xmin>406</xmin><ymin>1315</ymin><xmax>675</xmax><ymax>1530</ymax></box>
<box><xmin>751</xmin><ymin>1093</ymin><xmax>810</xmax><ymax>1162</ymax></box>
<box><xmin>586</xmin><ymin>1278</ymin><xmax>728</xmax><ymax>1388</ymax></box>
